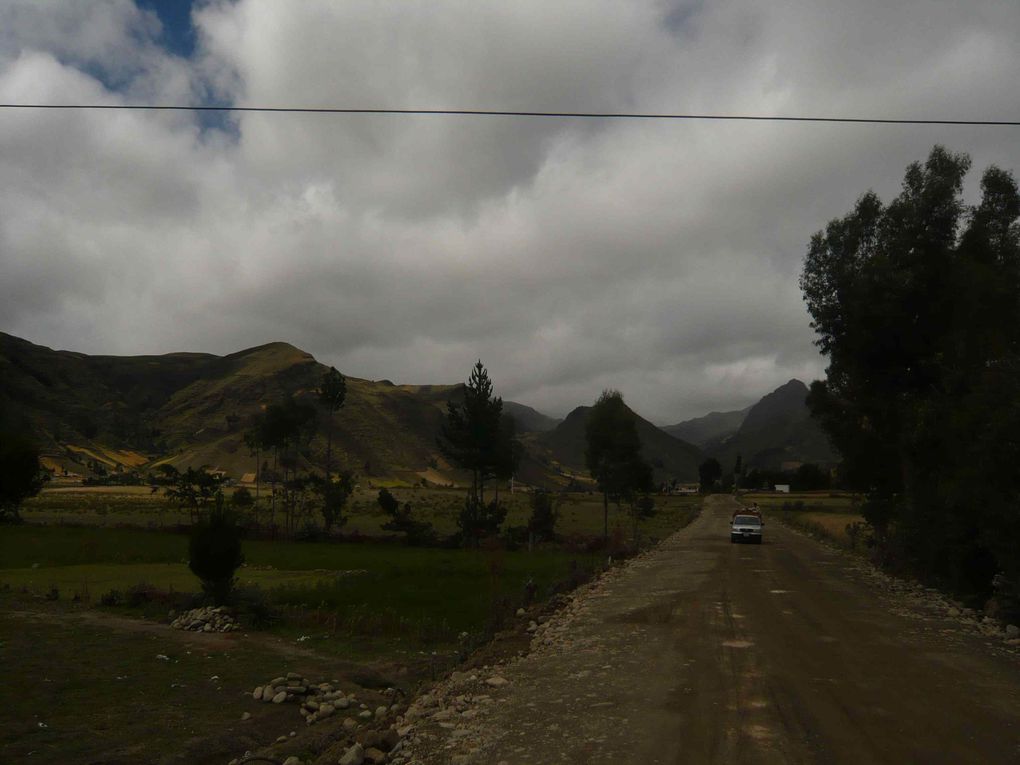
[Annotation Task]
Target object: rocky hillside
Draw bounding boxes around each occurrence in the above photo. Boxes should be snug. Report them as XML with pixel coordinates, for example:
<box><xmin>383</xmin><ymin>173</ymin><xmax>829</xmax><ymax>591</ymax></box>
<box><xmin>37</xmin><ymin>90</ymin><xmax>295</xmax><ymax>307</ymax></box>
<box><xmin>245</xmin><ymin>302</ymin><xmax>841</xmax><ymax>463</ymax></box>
<box><xmin>705</xmin><ymin>379</ymin><xmax>837</xmax><ymax>469</ymax></box>
<box><xmin>662</xmin><ymin>407</ymin><xmax>750</xmax><ymax>448</ymax></box>
<box><xmin>533</xmin><ymin>404</ymin><xmax>704</xmax><ymax>484</ymax></box>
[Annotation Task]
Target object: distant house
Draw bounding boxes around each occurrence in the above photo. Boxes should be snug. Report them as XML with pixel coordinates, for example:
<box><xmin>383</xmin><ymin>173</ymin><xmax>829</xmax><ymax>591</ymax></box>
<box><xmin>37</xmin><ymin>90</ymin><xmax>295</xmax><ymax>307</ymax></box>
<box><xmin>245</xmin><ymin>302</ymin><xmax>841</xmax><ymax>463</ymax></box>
<box><xmin>774</xmin><ymin>484</ymin><xmax>791</xmax><ymax>493</ymax></box>
<box><xmin>673</xmin><ymin>483</ymin><xmax>699</xmax><ymax>495</ymax></box>
<box><xmin>240</xmin><ymin>472</ymin><xmax>257</xmax><ymax>485</ymax></box>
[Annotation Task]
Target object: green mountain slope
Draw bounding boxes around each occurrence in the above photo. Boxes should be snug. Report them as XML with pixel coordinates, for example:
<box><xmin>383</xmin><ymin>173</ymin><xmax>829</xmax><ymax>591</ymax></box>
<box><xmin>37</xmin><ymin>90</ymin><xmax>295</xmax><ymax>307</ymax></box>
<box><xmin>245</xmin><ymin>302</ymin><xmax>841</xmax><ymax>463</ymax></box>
<box><xmin>0</xmin><ymin>333</ymin><xmax>462</xmax><ymax>483</ymax></box>
<box><xmin>0</xmin><ymin>332</ymin><xmax>568</xmax><ymax>486</ymax></box>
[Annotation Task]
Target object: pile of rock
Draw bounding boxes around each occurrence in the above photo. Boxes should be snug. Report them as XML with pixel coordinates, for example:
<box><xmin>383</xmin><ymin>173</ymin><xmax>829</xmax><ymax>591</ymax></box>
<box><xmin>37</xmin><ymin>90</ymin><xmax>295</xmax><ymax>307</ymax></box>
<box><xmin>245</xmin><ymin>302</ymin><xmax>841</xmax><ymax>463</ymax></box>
<box><xmin>170</xmin><ymin>606</ymin><xmax>240</xmax><ymax>633</ymax></box>
<box><xmin>252</xmin><ymin>673</ymin><xmax>378</xmax><ymax>727</ymax></box>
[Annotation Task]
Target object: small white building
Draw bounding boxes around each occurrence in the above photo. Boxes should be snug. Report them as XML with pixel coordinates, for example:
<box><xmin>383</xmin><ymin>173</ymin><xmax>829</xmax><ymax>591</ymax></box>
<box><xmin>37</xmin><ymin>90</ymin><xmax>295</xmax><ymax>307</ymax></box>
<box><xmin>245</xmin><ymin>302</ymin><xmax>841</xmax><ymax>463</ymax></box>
<box><xmin>774</xmin><ymin>484</ymin><xmax>791</xmax><ymax>493</ymax></box>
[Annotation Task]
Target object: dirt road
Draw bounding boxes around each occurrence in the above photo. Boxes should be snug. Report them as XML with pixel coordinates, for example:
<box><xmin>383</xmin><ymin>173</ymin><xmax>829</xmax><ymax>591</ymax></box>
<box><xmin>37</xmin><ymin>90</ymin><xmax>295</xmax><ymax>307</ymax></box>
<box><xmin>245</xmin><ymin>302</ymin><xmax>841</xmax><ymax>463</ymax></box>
<box><xmin>408</xmin><ymin>495</ymin><xmax>1020</xmax><ymax>764</ymax></box>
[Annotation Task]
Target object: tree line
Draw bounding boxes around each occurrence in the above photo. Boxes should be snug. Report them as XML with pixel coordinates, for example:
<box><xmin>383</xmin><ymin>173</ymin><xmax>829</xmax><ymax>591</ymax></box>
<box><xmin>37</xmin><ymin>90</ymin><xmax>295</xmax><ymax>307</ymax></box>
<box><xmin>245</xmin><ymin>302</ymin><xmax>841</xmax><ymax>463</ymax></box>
<box><xmin>801</xmin><ymin>145</ymin><xmax>1020</xmax><ymax>614</ymax></box>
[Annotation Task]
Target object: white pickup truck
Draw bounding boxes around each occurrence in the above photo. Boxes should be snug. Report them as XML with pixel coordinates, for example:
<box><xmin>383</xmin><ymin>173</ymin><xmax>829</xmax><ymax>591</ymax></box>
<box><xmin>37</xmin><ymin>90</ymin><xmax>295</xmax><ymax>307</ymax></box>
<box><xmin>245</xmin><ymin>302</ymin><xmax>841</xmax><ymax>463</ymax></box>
<box><xmin>730</xmin><ymin>513</ymin><xmax>763</xmax><ymax>544</ymax></box>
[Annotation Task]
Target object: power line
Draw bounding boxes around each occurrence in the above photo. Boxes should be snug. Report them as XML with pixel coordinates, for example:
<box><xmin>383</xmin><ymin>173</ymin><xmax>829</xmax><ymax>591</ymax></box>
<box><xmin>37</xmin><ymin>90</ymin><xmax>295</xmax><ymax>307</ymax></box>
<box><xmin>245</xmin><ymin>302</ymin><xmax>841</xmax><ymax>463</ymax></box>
<box><xmin>0</xmin><ymin>103</ymin><xmax>1017</xmax><ymax>126</ymax></box>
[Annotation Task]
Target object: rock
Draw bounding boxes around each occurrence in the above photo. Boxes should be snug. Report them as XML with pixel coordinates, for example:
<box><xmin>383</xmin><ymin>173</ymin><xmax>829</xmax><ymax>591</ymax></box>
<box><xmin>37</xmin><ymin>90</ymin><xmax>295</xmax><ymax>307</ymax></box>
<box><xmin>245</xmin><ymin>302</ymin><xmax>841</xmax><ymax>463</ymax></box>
<box><xmin>253</xmin><ymin>685</ymin><xmax>264</xmax><ymax>700</ymax></box>
<box><xmin>364</xmin><ymin>747</ymin><xmax>387</xmax><ymax>764</ymax></box>
<box><xmin>272</xmin><ymin>691</ymin><xmax>287</xmax><ymax>704</ymax></box>
<box><xmin>485</xmin><ymin>676</ymin><xmax>508</xmax><ymax>687</ymax></box>
<box><xmin>276</xmin><ymin>735</ymin><xmax>288</xmax><ymax>743</ymax></box>
<box><xmin>343</xmin><ymin>716</ymin><xmax>358</xmax><ymax>731</ymax></box>
<box><xmin>336</xmin><ymin>697</ymin><xmax>350</xmax><ymax>709</ymax></box>
<box><xmin>241</xmin><ymin>712</ymin><xmax>251</xmax><ymax>721</ymax></box>
<box><xmin>375</xmin><ymin>705</ymin><xmax>388</xmax><ymax>719</ymax></box>
<box><xmin>319</xmin><ymin>703</ymin><xmax>334</xmax><ymax>718</ymax></box>
<box><xmin>379</xmin><ymin>729</ymin><xmax>401</xmax><ymax>751</ymax></box>
<box><xmin>358</xmin><ymin>709</ymin><xmax>374</xmax><ymax>720</ymax></box>
<box><xmin>283</xmin><ymin>758</ymin><xmax>302</xmax><ymax>765</ymax></box>
<box><xmin>1006</xmin><ymin>624</ymin><xmax>1019</xmax><ymax>639</ymax></box>
<box><xmin>948</xmin><ymin>607</ymin><xmax>960</xmax><ymax>617</ymax></box>
<box><xmin>270</xmin><ymin>676</ymin><xmax>287</xmax><ymax>686</ymax></box>
<box><xmin>287</xmin><ymin>671</ymin><xmax>303</xmax><ymax>680</ymax></box>
<box><xmin>516</xmin><ymin>608</ymin><xmax>526</xmax><ymax>617</ymax></box>
<box><xmin>339</xmin><ymin>742</ymin><xmax>365</xmax><ymax>765</ymax></box>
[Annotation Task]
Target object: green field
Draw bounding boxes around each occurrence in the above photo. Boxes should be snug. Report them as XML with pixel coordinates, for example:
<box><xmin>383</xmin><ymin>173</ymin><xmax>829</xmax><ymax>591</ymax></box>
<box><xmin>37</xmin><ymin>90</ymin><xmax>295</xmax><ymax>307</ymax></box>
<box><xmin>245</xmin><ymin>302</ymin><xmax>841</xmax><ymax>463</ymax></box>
<box><xmin>0</xmin><ymin>525</ymin><xmax>607</xmax><ymax>645</ymax></box>
<box><xmin>0</xmin><ymin>595</ymin><xmax>370</xmax><ymax>765</ymax></box>
<box><xmin>24</xmin><ymin>485</ymin><xmax>701</xmax><ymax>543</ymax></box>
<box><xmin>1</xmin><ymin>489</ymin><xmax>700</xmax><ymax>763</ymax></box>
<box><xmin>3</xmin><ymin>489</ymin><xmax>700</xmax><ymax>646</ymax></box>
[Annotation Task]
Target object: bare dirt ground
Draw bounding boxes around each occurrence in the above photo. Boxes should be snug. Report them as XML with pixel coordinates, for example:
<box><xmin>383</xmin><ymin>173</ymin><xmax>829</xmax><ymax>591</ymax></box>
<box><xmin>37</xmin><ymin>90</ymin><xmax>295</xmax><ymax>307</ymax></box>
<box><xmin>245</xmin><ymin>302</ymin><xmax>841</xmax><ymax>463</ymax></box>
<box><xmin>402</xmin><ymin>495</ymin><xmax>1020</xmax><ymax>764</ymax></box>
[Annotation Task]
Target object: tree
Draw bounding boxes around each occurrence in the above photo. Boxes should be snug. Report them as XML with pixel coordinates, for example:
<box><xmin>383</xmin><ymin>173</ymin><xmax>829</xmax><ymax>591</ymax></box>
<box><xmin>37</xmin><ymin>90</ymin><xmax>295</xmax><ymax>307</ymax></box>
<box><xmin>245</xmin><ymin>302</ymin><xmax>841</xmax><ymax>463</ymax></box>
<box><xmin>317</xmin><ymin>367</ymin><xmax>347</xmax><ymax>483</ymax></box>
<box><xmin>792</xmin><ymin>463</ymin><xmax>830</xmax><ymax>491</ymax></box>
<box><xmin>160</xmin><ymin>465</ymin><xmax>222</xmax><ymax>523</ymax></box>
<box><xmin>258</xmin><ymin>398</ymin><xmax>317</xmax><ymax>533</ymax></box>
<box><xmin>313</xmin><ymin>469</ymin><xmax>354</xmax><ymax>532</ymax></box>
<box><xmin>188</xmin><ymin>492</ymin><xmax>244</xmax><ymax>605</ymax></box>
<box><xmin>631</xmin><ymin>493</ymin><xmax>657</xmax><ymax>547</ymax></box>
<box><xmin>585</xmin><ymin>390</ymin><xmax>654</xmax><ymax>542</ymax></box>
<box><xmin>527</xmin><ymin>490</ymin><xmax>560</xmax><ymax>544</ymax></box>
<box><xmin>801</xmin><ymin>145</ymin><xmax>1020</xmax><ymax>603</ymax></box>
<box><xmin>0</xmin><ymin>416</ymin><xmax>45</xmax><ymax>523</ymax></box>
<box><xmin>698</xmin><ymin>458</ymin><xmax>722</xmax><ymax>494</ymax></box>
<box><xmin>439</xmin><ymin>361</ymin><xmax>518</xmax><ymax>522</ymax></box>
<box><xmin>243</xmin><ymin>419</ymin><xmax>264</xmax><ymax>507</ymax></box>
<box><xmin>378</xmin><ymin>488</ymin><xmax>435</xmax><ymax>545</ymax></box>
<box><xmin>456</xmin><ymin>496</ymin><xmax>508</xmax><ymax>544</ymax></box>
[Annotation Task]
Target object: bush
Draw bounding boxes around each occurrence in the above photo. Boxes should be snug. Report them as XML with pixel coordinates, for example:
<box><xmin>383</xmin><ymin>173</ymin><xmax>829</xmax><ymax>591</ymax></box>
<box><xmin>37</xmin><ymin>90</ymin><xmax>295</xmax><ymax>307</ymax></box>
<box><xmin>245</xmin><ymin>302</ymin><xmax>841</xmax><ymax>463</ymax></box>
<box><xmin>234</xmin><ymin>585</ymin><xmax>276</xmax><ymax>629</ymax></box>
<box><xmin>231</xmin><ymin>487</ymin><xmax>254</xmax><ymax>508</ymax></box>
<box><xmin>188</xmin><ymin>493</ymin><xmax>245</xmax><ymax>605</ymax></box>
<box><xmin>100</xmin><ymin>589</ymin><xmax>123</xmax><ymax>606</ymax></box>
<box><xmin>527</xmin><ymin>491</ymin><xmax>559</xmax><ymax>543</ymax></box>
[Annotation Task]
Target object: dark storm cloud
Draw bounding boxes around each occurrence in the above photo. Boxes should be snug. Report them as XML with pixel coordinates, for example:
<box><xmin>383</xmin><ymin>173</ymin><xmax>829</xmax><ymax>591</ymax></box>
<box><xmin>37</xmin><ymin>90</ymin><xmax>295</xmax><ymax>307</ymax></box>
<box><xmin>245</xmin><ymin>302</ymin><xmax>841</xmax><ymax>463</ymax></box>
<box><xmin>1</xmin><ymin>0</ymin><xmax>1018</xmax><ymax>422</ymax></box>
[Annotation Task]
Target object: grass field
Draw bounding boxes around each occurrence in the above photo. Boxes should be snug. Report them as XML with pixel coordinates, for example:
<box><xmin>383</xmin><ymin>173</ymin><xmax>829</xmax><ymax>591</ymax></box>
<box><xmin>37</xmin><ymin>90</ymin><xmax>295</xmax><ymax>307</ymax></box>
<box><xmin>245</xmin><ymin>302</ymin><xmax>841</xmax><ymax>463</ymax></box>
<box><xmin>23</xmin><ymin>485</ymin><xmax>701</xmax><ymax>542</ymax></box>
<box><xmin>0</xmin><ymin>524</ymin><xmax>611</xmax><ymax>645</ymax></box>
<box><xmin>741</xmin><ymin>492</ymin><xmax>866</xmax><ymax>548</ymax></box>
<box><xmin>2</xmin><ymin>488</ymin><xmax>701</xmax><ymax>643</ymax></box>
<box><xmin>0</xmin><ymin>492</ymin><xmax>700</xmax><ymax>764</ymax></box>
<box><xmin>0</xmin><ymin>596</ymin><xmax>366</xmax><ymax>765</ymax></box>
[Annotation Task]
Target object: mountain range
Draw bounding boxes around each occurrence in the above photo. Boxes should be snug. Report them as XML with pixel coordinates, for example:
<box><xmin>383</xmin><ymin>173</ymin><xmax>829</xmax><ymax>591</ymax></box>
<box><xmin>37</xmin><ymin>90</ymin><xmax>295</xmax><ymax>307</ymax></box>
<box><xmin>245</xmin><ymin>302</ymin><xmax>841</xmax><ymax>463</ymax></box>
<box><xmin>0</xmin><ymin>332</ymin><xmax>836</xmax><ymax>486</ymax></box>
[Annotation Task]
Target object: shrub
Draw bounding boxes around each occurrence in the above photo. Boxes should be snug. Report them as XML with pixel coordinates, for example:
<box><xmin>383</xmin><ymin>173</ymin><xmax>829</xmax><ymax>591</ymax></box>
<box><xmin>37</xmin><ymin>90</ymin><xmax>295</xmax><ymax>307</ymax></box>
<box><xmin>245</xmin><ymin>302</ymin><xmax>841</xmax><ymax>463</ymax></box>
<box><xmin>231</xmin><ymin>487</ymin><xmax>254</xmax><ymax>508</ymax></box>
<box><xmin>527</xmin><ymin>490</ymin><xmax>559</xmax><ymax>543</ymax></box>
<box><xmin>188</xmin><ymin>493</ymin><xmax>245</xmax><ymax>605</ymax></box>
<box><xmin>234</xmin><ymin>585</ymin><xmax>276</xmax><ymax>629</ymax></box>
<box><xmin>99</xmin><ymin>589</ymin><xmax>123</xmax><ymax>606</ymax></box>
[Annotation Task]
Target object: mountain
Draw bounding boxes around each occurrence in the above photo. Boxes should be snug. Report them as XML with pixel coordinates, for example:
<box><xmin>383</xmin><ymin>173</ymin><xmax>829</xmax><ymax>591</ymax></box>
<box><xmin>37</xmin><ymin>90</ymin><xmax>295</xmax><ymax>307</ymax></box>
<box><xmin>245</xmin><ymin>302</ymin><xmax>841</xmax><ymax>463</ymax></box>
<box><xmin>502</xmin><ymin>401</ymin><xmax>561</xmax><ymax>433</ymax></box>
<box><xmin>707</xmin><ymin>379</ymin><xmax>837</xmax><ymax>470</ymax></box>
<box><xmin>0</xmin><ymin>332</ymin><xmax>462</xmax><ymax>484</ymax></box>
<box><xmin>662</xmin><ymin>406</ymin><xmax>751</xmax><ymax>448</ymax></box>
<box><xmin>533</xmin><ymin>403</ymin><xmax>704</xmax><ymax>484</ymax></box>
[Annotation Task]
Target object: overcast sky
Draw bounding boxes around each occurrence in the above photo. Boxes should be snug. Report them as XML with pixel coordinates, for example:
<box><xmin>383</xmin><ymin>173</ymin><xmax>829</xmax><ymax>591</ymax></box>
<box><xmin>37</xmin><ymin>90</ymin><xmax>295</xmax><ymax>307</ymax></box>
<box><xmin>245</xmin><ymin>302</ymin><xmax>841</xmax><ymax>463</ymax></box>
<box><xmin>1</xmin><ymin>1</ymin><xmax>1018</xmax><ymax>423</ymax></box>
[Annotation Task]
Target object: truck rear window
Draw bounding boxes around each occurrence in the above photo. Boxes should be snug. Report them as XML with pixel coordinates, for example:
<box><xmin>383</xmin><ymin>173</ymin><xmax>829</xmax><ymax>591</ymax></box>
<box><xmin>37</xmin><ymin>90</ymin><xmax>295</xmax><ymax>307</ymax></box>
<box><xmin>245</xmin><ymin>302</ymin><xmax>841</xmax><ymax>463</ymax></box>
<box><xmin>733</xmin><ymin>515</ymin><xmax>761</xmax><ymax>526</ymax></box>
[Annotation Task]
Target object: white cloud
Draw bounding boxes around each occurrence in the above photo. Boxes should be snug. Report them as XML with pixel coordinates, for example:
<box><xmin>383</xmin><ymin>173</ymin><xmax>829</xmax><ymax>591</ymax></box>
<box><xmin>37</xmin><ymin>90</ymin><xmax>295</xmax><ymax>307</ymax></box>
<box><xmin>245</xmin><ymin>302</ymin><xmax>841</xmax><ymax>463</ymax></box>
<box><xmin>1</xmin><ymin>0</ymin><xmax>1018</xmax><ymax>422</ymax></box>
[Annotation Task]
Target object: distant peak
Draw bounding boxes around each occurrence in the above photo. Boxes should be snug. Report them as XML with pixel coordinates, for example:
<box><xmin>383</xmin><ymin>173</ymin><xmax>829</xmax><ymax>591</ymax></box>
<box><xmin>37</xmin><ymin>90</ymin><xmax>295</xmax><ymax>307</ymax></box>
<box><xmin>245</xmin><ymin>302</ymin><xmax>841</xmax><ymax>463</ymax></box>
<box><xmin>228</xmin><ymin>341</ymin><xmax>313</xmax><ymax>359</ymax></box>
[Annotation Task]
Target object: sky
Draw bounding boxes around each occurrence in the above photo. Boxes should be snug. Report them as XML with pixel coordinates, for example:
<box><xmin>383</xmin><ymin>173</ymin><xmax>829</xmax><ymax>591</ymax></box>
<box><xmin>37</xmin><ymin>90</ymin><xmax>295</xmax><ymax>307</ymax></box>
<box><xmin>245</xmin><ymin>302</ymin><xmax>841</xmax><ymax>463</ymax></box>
<box><xmin>1</xmin><ymin>1</ymin><xmax>1018</xmax><ymax>424</ymax></box>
